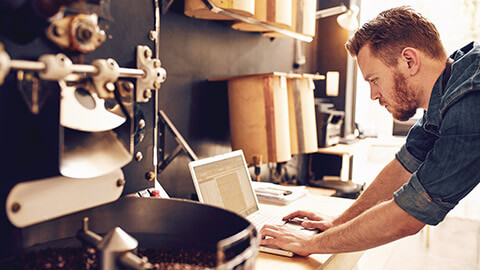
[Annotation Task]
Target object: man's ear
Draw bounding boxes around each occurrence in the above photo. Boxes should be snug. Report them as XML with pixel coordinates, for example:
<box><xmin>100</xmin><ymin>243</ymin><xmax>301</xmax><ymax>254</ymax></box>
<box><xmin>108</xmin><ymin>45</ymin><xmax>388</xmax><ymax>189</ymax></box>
<box><xmin>400</xmin><ymin>47</ymin><xmax>420</xmax><ymax>76</ymax></box>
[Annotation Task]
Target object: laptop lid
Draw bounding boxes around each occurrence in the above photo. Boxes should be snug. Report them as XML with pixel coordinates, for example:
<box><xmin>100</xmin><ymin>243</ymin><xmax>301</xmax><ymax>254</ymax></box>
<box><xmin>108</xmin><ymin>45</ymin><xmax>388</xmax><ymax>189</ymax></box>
<box><xmin>188</xmin><ymin>150</ymin><xmax>260</xmax><ymax>218</ymax></box>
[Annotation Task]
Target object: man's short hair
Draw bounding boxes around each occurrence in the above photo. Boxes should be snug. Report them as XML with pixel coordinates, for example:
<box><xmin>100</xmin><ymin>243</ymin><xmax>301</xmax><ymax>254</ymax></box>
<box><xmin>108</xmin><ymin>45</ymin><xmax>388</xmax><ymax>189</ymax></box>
<box><xmin>345</xmin><ymin>6</ymin><xmax>446</xmax><ymax>66</ymax></box>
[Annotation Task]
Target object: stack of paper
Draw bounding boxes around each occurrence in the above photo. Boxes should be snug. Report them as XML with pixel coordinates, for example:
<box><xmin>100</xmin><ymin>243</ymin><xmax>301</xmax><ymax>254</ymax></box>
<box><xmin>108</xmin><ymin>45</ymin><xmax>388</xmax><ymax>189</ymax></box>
<box><xmin>252</xmin><ymin>182</ymin><xmax>308</xmax><ymax>205</ymax></box>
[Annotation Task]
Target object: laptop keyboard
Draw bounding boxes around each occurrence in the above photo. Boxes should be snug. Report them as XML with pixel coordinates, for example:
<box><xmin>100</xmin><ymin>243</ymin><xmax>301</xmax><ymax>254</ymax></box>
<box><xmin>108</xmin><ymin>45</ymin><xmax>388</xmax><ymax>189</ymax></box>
<box><xmin>248</xmin><ymin>210</ymin><xmax>284</xmax><ymax>229</ymax></box>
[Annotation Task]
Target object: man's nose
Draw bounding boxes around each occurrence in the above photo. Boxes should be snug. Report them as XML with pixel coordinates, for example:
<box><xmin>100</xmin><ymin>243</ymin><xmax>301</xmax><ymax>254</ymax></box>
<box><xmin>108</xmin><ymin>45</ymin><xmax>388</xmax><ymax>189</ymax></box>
<box><xmin>370</xmin><ymin>88</ymin><xmax>381</xmax><ymax>101</ymax></box>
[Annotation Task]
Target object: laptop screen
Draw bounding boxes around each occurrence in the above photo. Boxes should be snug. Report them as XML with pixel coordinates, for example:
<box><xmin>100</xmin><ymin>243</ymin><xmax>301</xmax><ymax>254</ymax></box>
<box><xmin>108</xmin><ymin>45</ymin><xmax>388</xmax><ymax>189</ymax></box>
<box><xmin>189</xmin><ymin>150</ymin><xmax>259</xmax><ymax>217</ymax></box>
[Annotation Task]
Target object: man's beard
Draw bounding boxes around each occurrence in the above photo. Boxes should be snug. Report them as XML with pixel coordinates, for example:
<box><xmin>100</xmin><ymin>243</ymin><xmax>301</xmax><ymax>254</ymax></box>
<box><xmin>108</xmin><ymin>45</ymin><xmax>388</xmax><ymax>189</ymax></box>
<box><xmin>390</xmin><ymin>72</ymin><xmax>419</xmax><ymax>121</ymax></box>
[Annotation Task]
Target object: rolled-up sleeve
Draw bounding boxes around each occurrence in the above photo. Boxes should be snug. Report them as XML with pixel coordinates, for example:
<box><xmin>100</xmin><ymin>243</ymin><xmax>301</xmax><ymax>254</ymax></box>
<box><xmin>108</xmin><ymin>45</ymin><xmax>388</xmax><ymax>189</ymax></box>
<box><xmin>394</xmin><ymin>173</ymin><xmax>456</xmax><ymax>225</ymax></box>
<box><xmin>394</xmin><ymin>93</ymin><xmax>480</xmax><ymax>225</ymax></box>
<box><xmin>395</xmin><ymin>144</ymin><xmax>424</xmax><ymax>174</ymax></box>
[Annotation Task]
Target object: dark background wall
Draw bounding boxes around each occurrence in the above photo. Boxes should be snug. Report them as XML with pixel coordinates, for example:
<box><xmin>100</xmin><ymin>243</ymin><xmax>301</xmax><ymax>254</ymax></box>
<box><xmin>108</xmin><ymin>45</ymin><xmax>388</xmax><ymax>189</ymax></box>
<box><xmin>0</xmin><ymin>0</ymin><xmax>353</xmax><ymax>201</ymax></box>
<box><xmin>156</xmin><ymin>0</ymin><xmax>315</xmax><ymax>198</ymax></box>
<box><xmin>310</xmin><ymin>16</ymin><xmax>350</xmax><ymax>111</ymax></box>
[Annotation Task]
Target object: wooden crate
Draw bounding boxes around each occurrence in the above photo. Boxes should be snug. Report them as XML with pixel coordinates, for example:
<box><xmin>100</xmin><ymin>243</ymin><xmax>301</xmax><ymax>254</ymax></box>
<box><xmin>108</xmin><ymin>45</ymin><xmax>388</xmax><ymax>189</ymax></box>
<box><xmin>216</xmin><ymin>72</ymin><xmax>292</xmax><ymax>165</ymax></box>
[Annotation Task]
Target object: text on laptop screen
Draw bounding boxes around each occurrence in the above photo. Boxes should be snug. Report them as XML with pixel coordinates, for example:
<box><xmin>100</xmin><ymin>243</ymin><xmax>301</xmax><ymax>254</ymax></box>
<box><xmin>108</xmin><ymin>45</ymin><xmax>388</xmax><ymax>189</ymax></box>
<box><xmin>193</xmin><ymin>154</ymin><xmax>258</xmax><ymax>217</ymax></box>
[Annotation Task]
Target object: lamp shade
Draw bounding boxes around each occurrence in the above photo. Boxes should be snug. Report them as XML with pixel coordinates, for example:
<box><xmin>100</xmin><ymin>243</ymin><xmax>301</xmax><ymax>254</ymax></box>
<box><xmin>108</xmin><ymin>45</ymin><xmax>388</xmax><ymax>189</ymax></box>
<box><xmin>336</xmin><ymin>5</ymin><xmax>359</xmax><ymax>31</ymax></box>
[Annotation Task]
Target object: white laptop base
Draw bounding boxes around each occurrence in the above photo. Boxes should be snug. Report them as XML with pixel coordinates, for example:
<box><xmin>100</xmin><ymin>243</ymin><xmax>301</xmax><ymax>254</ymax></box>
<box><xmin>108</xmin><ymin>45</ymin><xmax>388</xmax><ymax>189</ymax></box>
<box><xmin>259</xmin><ymin>245</ymin><xmax>294</xmax><ymax>257</ymax></box>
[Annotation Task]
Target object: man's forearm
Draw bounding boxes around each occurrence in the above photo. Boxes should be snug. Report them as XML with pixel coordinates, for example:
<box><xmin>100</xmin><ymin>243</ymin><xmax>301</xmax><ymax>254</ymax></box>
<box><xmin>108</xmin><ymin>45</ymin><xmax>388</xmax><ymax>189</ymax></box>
<box><xmin>308</xmin><ymin>199</ymin><xmax>425</xmax><ymax>254</ymax></box>
<box><xmin>334</xmin><ymin>158</ymin><xmax>411</xmax><ymax>226</ymax></box>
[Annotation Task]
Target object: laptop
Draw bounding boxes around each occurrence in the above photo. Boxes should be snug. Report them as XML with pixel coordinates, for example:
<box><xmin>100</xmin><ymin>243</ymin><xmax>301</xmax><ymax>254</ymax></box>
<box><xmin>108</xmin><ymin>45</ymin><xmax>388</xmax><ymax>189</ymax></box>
<box><xmin>188</xmin><ymin>149</ymin><xmax>317</xmax><ymax>257</ymax></box>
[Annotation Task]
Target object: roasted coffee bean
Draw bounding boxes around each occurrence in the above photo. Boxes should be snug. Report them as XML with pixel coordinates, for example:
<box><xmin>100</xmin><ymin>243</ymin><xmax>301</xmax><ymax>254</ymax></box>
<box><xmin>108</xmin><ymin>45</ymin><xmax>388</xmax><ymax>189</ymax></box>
<box><xmin>0</xmin><ymin>247</ymin><xmax>221</xmax><ymax>269</ymax></box>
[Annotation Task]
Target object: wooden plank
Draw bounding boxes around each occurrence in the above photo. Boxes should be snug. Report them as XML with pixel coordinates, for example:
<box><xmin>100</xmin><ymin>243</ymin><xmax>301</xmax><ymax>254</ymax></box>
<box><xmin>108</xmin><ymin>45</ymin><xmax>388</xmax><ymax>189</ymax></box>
<box><xmin>228</xmin><ymin>77</ymin><xmax>269</xmax><ymax>165</ymax></box>
<box><xmin>231</xmin><ymin>21</ymin><xmax>270</xmax><ymax>32</ymax></box>
<box><xmin>288</xmin><ymin>76</ymin><xmax>318</xmax><ymax>155</ymax></box>
<box><xmin>297</xmin><ymin>77</ymin><xmax>318</xmax><ymax>153</ymax></box>
<box><xmin>263</xmin><ymin>31</ymin><xmax>291</xmax><ymax>39</ymax></box>
<box><xmin>294</xmin><ymin>0</ymin><xmax>303</xmax><ymax>33</ymax></box>
<box><xmin>271</xmin><ymin>75</ymin><xmax>291</xmax><ymax>162</ymax></box>
<box><xmin>288</xmin><ymin>78</ymin><xmax>299</xmax><ymax>155</ymax></box>
<box><xmin>302</xmin><ymin>0</ymin><xmax>317</xmax><ymax>37</ymax></box>
<box><xmin>263</xmin><ymin>76</ymin><xmax>277</xmax><ymax>162</ymax></box>
<box><xmin>266</xmin><ymin>0</ymin><xmax>292</xmax><ymax>27</ymax></box>
<box><xmin>209</xmin><ymin>71</ymin><xmax>289</xmax><ymax>82</ymax></box>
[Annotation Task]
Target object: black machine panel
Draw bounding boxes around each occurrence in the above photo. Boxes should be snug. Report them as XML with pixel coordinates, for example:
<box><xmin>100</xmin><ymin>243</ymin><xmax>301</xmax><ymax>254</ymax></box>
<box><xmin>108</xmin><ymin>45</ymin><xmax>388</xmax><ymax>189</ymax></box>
<box><xmin>0</xmin><ymin>0</ymin><xmax>158</xmax><ymax>258</ymax></box>
<box><xmin>0</xmin><ymin>0</ymin><xmax>157</xmax><ymax>197</ymax></box>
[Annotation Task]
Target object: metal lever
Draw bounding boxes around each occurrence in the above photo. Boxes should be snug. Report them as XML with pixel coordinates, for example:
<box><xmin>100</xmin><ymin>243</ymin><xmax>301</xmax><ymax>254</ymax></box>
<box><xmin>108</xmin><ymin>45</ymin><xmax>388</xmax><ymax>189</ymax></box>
<box><xmin>77</xmin><ymin>217</ymin><xmax>154</xmax><ymax>270</ymax></box>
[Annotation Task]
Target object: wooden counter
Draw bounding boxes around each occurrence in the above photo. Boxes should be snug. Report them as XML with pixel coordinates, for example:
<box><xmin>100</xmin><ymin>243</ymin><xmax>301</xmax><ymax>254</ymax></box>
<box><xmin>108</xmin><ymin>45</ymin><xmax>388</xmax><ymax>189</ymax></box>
<box><xmin>255</xmin><ymin>187</ymin><xmax>364</xmax><ymax>269</ymax></box>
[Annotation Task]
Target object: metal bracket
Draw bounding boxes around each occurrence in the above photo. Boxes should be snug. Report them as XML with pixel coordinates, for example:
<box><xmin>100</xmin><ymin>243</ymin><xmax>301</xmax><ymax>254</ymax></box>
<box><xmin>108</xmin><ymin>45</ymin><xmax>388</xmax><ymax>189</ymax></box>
<box><xmin>136</xmin><ymin>45</ymin><xmax>167</xmax><ymax>103</ymax></box>
<box><xmin>46</xmin><ymin>14</ymin><xmax>107</xmax><ymax>53</ymax></box>
<box><xmin>38</xmin><ymin>53</ymin><xmax>73</xmax><ymax>81</ymax></box>
<box><xmin>91</xmin><ymin>58</ymin><xmax>120</xmax><ymax>99</ymax></box>
<box><xmin>157</xmin><ymin>110</ymin><xmax>198</xmax><ymax>173</ymax></box>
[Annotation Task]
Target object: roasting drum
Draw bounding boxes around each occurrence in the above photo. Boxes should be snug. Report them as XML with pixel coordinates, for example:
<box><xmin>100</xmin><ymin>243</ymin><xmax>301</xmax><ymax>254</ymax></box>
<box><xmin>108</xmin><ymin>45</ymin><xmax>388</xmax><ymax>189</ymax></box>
<box><xmin>5</xmin><ymin>197</ymin><xmax>260</xmax><ymax>269</ymax></box>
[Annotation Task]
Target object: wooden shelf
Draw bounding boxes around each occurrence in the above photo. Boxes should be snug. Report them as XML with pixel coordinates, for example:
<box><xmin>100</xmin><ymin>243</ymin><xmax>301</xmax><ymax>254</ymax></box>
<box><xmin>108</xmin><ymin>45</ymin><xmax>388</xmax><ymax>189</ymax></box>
<box><xmin>188</xmin><ymin>0</ymin><xmax>314</xmax><ymax>42</ymax></box>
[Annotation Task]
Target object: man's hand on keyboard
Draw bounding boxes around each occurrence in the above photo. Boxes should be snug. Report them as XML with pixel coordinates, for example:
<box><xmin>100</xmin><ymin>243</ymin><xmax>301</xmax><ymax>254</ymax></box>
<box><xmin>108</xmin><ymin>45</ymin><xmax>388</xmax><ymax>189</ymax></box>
<box><xmin>260</xmin><ymin>224</ymin><xmax>315</xmax><ymax>256</ymax></box>
<box><xmin>282</xmin><ymin>210</ymin><xmax>337</xmax><ymax>231</ymax></box>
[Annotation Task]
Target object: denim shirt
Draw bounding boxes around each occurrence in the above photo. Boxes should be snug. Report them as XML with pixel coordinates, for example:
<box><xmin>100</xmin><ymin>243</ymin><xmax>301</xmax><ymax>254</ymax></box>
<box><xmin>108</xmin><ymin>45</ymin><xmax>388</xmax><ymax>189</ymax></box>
<box><xmin>394</xmin><ymin>41</ymin><xmax>480</xmax><ymax>225</ymax></box>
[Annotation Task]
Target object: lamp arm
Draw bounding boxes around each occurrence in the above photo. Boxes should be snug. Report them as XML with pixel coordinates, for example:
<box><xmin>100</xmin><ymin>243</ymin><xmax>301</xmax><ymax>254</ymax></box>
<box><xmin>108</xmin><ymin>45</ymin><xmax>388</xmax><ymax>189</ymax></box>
<box><xmin>316</xmin><ymin>4</ymin><xmax>348</xmax><ymax>20</ymax></box>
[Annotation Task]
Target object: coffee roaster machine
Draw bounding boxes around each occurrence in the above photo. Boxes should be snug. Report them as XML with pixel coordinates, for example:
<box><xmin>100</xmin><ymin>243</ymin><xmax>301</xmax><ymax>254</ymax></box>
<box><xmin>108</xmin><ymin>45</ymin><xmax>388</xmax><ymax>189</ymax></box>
<box><xmin>0</xmin><ymin>1</ymin><xmax>259</xmax><ymax>269</ymax></box>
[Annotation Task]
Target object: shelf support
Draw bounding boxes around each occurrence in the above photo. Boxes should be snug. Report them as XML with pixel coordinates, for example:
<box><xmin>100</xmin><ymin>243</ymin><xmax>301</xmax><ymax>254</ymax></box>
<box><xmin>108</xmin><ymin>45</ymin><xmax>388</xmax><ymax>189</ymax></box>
<box><xmin>157</xmin><ymin>110</ymin><xmax>198</xmax><ymax>173</ymax></box>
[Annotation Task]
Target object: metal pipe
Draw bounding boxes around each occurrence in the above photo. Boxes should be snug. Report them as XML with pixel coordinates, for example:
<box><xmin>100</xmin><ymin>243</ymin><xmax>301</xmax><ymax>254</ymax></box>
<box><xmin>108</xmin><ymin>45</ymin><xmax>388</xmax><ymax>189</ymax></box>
<box><xmin>9</xmin><ymin>59</ymin><xmax>146</xmax><ymax>78</ymax></box>
<box><xmin>10</xmin><ymin>60</ymin><xmax>45</xmax><ymax>71</ymax></box>
<box><xmin>71</xmin><ymin>64</ymin><xmax>98</xmax><ymax>74</ymax></box>
<box><xmin>119</xmin><ymin>67</ymin><xmax>145</xmax><ymax>78</ymax></box>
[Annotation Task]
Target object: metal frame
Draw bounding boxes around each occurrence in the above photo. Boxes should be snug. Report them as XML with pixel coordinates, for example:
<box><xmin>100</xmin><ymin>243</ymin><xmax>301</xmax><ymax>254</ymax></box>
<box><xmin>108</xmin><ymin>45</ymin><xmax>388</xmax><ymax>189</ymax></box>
<box><xmin>157</xmin><ymin>110</ymin><xmax>198</xmax><ymax>174</ymax></box>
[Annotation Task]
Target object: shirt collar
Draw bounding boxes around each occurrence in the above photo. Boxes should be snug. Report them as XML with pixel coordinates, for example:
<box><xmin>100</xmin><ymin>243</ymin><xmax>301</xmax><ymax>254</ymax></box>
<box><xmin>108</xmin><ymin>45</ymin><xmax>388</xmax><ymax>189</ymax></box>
<box><xmin>423</xmin><ymin>60</ymin><xmax>451</xmax><ymax>135</ymax></box>
<box><xmin>423</xmin><ymin>41</ymin><xmax>479</xmax><ymax>134</ymax></box>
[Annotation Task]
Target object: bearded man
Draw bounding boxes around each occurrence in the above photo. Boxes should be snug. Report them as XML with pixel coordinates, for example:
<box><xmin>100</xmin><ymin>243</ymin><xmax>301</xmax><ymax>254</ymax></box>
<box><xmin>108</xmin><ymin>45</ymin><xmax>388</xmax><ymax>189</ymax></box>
<box><xmin>260</xmin><ymin>6</ymin><xmax>480</xmax><ymax>257</ymax></box>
